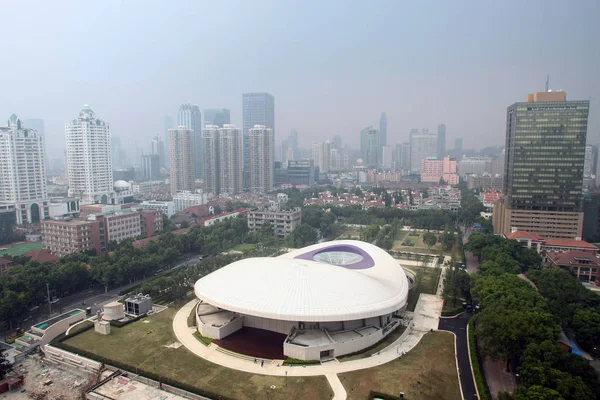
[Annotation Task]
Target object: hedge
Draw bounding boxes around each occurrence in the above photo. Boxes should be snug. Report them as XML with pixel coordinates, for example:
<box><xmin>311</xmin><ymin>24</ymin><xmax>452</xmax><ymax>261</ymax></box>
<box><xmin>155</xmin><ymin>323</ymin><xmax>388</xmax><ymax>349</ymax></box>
<box><xmin>282</xmin><ymin>358</ymin><xmax>320</xmax><ymax>366</ymax></box>
<box><xmin>51</xmin><ymin>339</ymin><xmax>232</xmax><ymax>400</ymax></box>
<box><xmin>468</xmin><ymin>318</ymin><xmax>491</xmax><ymax>400</ymax></box>
<box><xmin>193</xmin><ymin>331</ymin><xmax>213</xmax><ymax>346</ymax></box>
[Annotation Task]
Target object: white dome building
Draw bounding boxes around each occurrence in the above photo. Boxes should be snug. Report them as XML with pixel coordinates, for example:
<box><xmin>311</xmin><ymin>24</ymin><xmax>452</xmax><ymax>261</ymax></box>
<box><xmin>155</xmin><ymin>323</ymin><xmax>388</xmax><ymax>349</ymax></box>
<box><xmin>194</xmin><ymin>240</ymin><xmax>409</xmax><ymax>361</ymax></box>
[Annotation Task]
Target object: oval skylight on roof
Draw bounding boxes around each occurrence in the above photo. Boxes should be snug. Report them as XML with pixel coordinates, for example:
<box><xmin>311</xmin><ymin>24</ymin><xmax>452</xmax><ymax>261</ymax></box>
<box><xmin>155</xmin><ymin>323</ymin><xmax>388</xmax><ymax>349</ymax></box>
<box><xmin>312</xmin><ymin>251</ymin><xmax>364</xmax><ymax>266</ymax></box>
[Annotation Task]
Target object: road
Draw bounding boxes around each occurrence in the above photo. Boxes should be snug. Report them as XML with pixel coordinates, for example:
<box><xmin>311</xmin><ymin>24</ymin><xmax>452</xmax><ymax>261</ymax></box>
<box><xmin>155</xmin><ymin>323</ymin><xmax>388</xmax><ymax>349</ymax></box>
<box><xmin>4</xmin><ymin>254</ymin><xmax>203</xmax><ymax>335</ymax></box>
<box><xmin>438</xmin><ymin>313</ymin><xmax>478</xmax><ymax>400</ymax></box>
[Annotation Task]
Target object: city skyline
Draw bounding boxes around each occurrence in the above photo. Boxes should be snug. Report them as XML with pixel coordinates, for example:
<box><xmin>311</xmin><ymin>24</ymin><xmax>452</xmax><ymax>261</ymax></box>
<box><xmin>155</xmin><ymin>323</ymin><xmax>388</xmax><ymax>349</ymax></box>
<box><xmin>2</xmin><ymin>1</ymin><xmax>598</xmax><ymax>159</ymax></box>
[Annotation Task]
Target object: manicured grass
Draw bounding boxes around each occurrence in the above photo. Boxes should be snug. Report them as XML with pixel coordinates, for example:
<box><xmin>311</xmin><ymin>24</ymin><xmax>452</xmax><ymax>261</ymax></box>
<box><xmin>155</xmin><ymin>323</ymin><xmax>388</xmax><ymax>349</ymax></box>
<box><xmin>193</xmin><ymin>331</ymin><xmax>213</xmax><ymax>346</ymax></box>
<box><xmin>339</xmin><ymin>332</ymin><xmax>461</xmax><ymax>400</ymax></box>
<box><xmin>405</xmin><ymin>266</ymin><xmax>442</xmax><ymax>312</ymax></box>
<box><xmin>393</xmin><ymin>231</ymin><xmax>446</xmax><ymax>255</ymax></box>
<box><xmin>0</xmin><ymin>242</ymin><xmax>42</xmax><ymax>256</ymax></box>
<box><xmin>62</xmin><ymin>308</ymin><xmax>333</xmax><ymax>400</ymax></box>
<box><xmin>231</xmin><ymin>243</ymin><xmax>257</xmax><ymax>252</ymax></box>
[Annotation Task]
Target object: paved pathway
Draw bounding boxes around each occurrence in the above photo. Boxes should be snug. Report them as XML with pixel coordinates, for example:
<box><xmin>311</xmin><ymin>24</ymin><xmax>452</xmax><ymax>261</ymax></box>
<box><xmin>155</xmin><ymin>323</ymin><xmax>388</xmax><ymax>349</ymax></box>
<box><xmin>325</xmin><ymin>373</ymin><xmax>347</xmax><ymax>400</ymax></box>
<box><xmin>438</xmin><ymin>313</ymin><xmax>478</xmax><ymax>400</ymax></box>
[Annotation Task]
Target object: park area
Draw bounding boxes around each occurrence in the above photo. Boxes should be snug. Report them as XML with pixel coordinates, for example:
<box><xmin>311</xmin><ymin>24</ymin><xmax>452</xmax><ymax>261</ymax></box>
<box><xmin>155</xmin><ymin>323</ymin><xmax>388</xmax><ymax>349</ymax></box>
<box><xmin>0</xmin><ymin>241</ymin><xmax>41</xmax><ymax>256</ymax></box>
<box><xmin>58</xmin><ymin>307</ymin><xmax>333</xmax><ymax>400</ymax></box>
<box><xmin>393</xmin><ymin>230</ymin><xmax>445</xmax><ymax>255</ymax></box>
<box><xmin>339</xmin><ymin>332</ymin><xmax>461</xmax><ymax>400</ymax></box>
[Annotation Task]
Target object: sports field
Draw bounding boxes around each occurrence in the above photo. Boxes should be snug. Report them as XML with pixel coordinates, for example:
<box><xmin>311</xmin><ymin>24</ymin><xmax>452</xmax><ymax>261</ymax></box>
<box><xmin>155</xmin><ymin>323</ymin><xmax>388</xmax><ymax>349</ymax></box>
<box><xmin>0</xmin><ymin>242</ymin><xmax>42</xmax><ymax>256</ymax></box>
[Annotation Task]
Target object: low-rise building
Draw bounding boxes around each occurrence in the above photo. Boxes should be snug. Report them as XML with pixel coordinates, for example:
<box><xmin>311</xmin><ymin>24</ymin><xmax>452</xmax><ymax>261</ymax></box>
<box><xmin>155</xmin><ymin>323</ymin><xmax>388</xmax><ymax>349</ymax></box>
<box><xmin>41</xmin><ymin>219</ymin><xmax>102</xmax><ymax>256</ymax></box>
<box><xmin>138</xmin><ymin>200</ymin><xmax>175</xmax><ymax>218</ymax></box>
<box><xmin>547</xmin><ymin>251</ymin><xmax>600</xmax><ymax>283</ymax></box>
<box><xmin>248</xmin><ymin>204</ymin><xmax>301</xmax><ymax>237</ymax></box>
<box><xmin>173</xmin><ymin>190</ymin><xmax>209</xmax><ymax>213</ymax></box>
<box><xmin>420</xmin><ymin>156</ymin><xmax>459</xmax><ymax>185</ymax></box>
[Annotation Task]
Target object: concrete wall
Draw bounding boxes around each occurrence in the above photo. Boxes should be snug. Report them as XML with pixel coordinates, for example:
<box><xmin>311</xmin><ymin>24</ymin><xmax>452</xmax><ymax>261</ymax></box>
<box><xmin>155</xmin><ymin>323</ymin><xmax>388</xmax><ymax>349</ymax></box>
<box><xmin>43</xmin><ymin>344</ymin><xmax>101</xmax><ymax>373</ymax></box>
<box><xmin>199</xmin><ymin>316</ymin><xmax>244</xmax><ymax>340</ymax></box>
<box><xmin>243</xmin><ymin>315</ymin><xmax>296</xmax><ymax>335</ymax></box>
<box><xmin>39</xmin><ymin>312</ymin><xmax>86</xmax><ymax>346</ymax></box>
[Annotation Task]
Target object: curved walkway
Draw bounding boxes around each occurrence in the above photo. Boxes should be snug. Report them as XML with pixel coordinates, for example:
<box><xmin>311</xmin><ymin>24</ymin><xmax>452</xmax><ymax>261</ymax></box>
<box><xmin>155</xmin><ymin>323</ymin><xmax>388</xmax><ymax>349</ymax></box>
<box><xmin>172</xmin><ymin>298</ymin><xmax>438</xmax><ymax>377</ymax></box>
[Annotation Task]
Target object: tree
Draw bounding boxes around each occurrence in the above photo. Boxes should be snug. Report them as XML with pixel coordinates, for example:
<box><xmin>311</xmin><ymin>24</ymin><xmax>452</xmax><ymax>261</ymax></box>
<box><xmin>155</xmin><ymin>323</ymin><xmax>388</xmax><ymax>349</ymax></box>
<box><xmin>287</xmin><ymin>224</ymin><xmax>318</xmax><ymax>248</ymax></box>
<box><xmin>0</xmin><ymin>348</ymin><xmax>12</xmax><ymax>380</ymax></box>
<box><xmin>422</xmin><ymin>231</ymin><xmax>437</xmax><ymax>250</ymax></box>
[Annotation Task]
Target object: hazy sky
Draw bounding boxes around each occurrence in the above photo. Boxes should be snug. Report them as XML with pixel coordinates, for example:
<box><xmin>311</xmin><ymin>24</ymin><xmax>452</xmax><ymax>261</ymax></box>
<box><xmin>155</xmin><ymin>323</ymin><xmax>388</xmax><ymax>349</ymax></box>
<box><xmin>1</xmin><ymin>0</ymin><xmax>599</xmax><ymax>158</ymax></box>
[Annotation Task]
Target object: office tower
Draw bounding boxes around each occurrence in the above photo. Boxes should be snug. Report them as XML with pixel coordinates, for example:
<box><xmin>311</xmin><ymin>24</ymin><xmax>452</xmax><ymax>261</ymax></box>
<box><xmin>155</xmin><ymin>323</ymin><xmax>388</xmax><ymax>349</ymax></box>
<box><xmin>329</xmin><ymin>148</ymin><xmax>350</xmax><ymax>172</ymax></box>
<box><xmin>381</xmin><ymin>146</ymin><xmax>393</xmax><ymax>169</ymax></box>
<box><xmin>249</xmin><ymin>125</ymin><xmax>274</xmax><ymax>193</ymax></box>
<box><xmin>312</xmin><ymin>141</ymin><xmax>331</xmax><ymax>174</ymax></box>
<box><xmin>437</xmin><ymin>124</ymin><xmax>446</xmax><ymax>159</ymax></box>
<box><xmin>379</xmin><ymin>113</ymin><xmax>388</xmax><ymax>148</ymax></box>
<box><xmin>65</xmin><ymin>105</ymin><xmax>115</xmax><ymax>204</ymax></box>
<box><xmin>202</xmin><ymin>125</ymin><xmax>220</xmax><ymax>195</ymax></box>
<box><xmin>219</xmin><ymin>125</ymin><xmax>243</xmax><ymax>195</ymax></box>
<box><xmin>493</xmin><ymin>91</ymin><xmax>589</xmax><ymax>239</ymax></box>
<box><xmin>332</xmin><ymin>135</ymin><xmax>342</xmax><ymax>150</ymax></box>
<box><xmin>288</xmin><ymin>159</ymin><xmax>317</xmax><ymax>186</ymax></box>
<box><xmin>360</xmin><ymin>127</ymin><xmax>380</xmax><ymax>168</ymax></box>
<box><xmin>243</xmin><ymin>93</ymin><xmax>275</xmax><ymax>188</ymax></box>
<box><xmin>583</xmin><ymin>144</ymin><xmax>598</xmax><ymax>189</ymax></box>
<box><xmin>288</xmin><ymin>129</ymin><xmax>298</xmax><ymax>152</ymax></box>
<box><xmin>204</xmin><ymin>109</ymin><xmax>231</xmax><ymax>128</ymax></box>
<box><xmin>455</xmin><ymin>137</ymin><xmax>463</xmax><ymax>153</ymax></box>
<box><xmin>110</xmin><ymin>137</ymin><xmax>122</xmax><ymax>169</ymax></box>
<box><xmin>409</xmin><ymin>129</ymin><xmax>437</xmax><ymax>173</ymax></box>
<box><xmin>394</xmin><ymin>142</ymin><xmax>411</xmax><ymax>172</ymax></box>
<box><xmin>141</xmin><ymin>154</ymin><xmax>160</xmax><ymax>181</ymax></box>
<box><xmin>178</xmin><ymin>104</ymin><xmax>202</xmax><ymax>179</ymax></box>
<box><xmin>169</xmin><ymin>126</ymin><xmax>195</xmax><ymax>194</ymax></box>
<box><xmin>151</xmin><ymin>135</ymin><xmax>166</xmax><ymax>168</ymax></box>
<box><xmin>0</xmin><ymin>114</ymin><xmax>49</xmax><ymax>224</ymax></box>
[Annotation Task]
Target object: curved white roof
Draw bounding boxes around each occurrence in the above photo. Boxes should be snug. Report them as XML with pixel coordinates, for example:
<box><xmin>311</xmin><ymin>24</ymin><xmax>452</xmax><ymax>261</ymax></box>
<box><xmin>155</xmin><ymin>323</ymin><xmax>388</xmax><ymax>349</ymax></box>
<box><xmin>194</xmin><ymin>240</ymin><xmax>409</xmax><ymax>322</ymax></box>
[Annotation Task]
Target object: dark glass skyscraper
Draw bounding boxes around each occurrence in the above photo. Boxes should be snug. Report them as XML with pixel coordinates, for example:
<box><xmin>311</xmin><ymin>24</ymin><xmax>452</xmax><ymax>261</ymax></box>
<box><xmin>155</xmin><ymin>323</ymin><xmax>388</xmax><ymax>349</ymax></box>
<box><xmin>242</xmin><ymin>93</ymin><xmax>274</xmax><ymax>188</ymax></box>
<box><xmin>204</xmin><ymin>109</ymin><xmax>231</xmax><ymax>128</ymax></box>
<box><xmin>494</xmin><ymin>91</ymin><xmax>590</xmax><ymax>239</ymax></box>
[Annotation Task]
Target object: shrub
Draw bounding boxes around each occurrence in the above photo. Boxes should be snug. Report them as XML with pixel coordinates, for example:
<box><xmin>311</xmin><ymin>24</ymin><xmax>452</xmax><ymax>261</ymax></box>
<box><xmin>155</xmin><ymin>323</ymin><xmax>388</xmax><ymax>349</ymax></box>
<box><xmin>193</xmin><ymin>331</ymin><xmax>213</xmax><ymax>346</ymax></box>
<box><xmin>468</xmin><ymin>319</ymin><xmax>491</xmax><ymax>400</ymax></box>
<box><xmin>282</xmin><ymin>358</ymin><xmax>320</xmax><ymax>365</ymax></box>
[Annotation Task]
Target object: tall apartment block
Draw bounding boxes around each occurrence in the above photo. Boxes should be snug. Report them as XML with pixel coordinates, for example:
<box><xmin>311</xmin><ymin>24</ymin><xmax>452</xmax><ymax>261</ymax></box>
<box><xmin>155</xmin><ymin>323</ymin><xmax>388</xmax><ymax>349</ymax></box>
<box><xmin>219</xmin><ymin>125</ymin><xmax>243</xmax><ymax>195</ymax></box>
<box><xmin>65</xmin><ymin>106</ymin><xmax>115</xmax><ymax>205</ymax></box>
<box><xmin>312</xmin><ymin>141</ymin><xmax>331</xmax><ymax>174</ymax></box>
<box><xmin>168</xmin><ymin>126</ymin><xmax>195</xmax><ymax>194</ymax></box>
<box><xmin>202</xmin><ymin>125</ymin><xmax>220</xmax><ymax>196</ymax></box>
<box><xmin>409</xmin><ymin>129</ymin><xmax>437</xmax><ymax>173</ymax></box>
<box><xmin>493</xmin><ymin>91</ymin><xmax>589</xmax><ymax>239</ymax></box>
<box><xmin>0</xmin><ymin>114</ymin><xmax>49</xmax><ymax>224</ymax></box>
<box><xmin>178</xmin><ymin>104</ymin><xmax>202</xmax><ymax>178</ymax></box>
<box><xmin>242</xmin><ymin>93</ymin><xmax>274</xmax><ymax>188</ymax></box>
<box><xmin>249</xmin><ymin>125</ymin><xmax>274</xmax><ymax>193</ymax></box>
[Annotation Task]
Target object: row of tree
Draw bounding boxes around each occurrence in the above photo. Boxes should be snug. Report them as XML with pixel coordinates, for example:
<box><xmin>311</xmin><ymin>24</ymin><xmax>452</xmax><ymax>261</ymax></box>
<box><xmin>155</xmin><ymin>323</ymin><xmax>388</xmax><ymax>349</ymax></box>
<box><xmin>468</xmin><ymin>233</ymin><xmax>599</xmax><ymax>399</ymax></box>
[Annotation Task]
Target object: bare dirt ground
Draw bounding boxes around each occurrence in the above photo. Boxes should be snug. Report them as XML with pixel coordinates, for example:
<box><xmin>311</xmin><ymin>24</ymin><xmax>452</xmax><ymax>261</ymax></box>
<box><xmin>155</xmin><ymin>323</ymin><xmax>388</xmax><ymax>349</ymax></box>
<box><xmin>3</xmin><ymin>354</ymin><xmax>93</xmax><ymax>400</ymax></box>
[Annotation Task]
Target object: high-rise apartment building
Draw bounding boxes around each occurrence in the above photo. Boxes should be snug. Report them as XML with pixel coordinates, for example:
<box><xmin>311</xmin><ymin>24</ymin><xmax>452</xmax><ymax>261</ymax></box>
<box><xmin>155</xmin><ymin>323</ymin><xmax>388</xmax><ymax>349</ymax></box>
<box><xmin>204</xmin><ymin>109</ymin><xmax>231</xmax><ymax>128</ymax></box>
<box><xmin>493</xmin><ymin>91</ymin><xmax>589</xmax><ymax>239</ymax></box>
<box><xmin>219</xmin><ymin>125</ymin><xmax>243</xmax><ymax>195</ymax></box>
<box><xmin>202</xmin><ymin>125</ymin><xmax>220</xmax><ymax>196</ymax></box>
<box><xmin>455</xmin><ymin>137</ymin><xmax>463</xmax><ymax>153</ymax></box>
<box><xmin>178</xmin><ymin>104</ymin><xmax>202</xmax><ymax>178</ymax></box>
<box><xmin>249</xmin><ymin>125</ymin><xmax>274</xmax><ymax>193</ymax></box>
<box><xmin>242</xmin><ymin>93</ymin><xmax>275</xmax><ymax>188</ymax></box>
<box><xmin>168</xmin><ymin>126</ymin><xmax>195</xmax><ymax>194</ymax></box>
<box><xmin>394</xmin><ymin>142</ymin><xmax>411</xmax><ymax>172</ymax></box>
<box><xmin>330</xmin><ymin>148</ymin><xmax>350</xmax><ymax>172</ymax></box>
<box><xmin>312</xmin><ymin>141</ymin><xmax>331</xmax><ymax>174</ymax></box>
<box><xmin>0</xmin><ymin>114</ymin><xmax>49</xmax><ymax>224</ymax></box>
<box><xmin>379</xmin><ymin>112</ymin><xmax>387</xmax><ymax>147</ymax></box>
<box><xmin>437</xmin><ymin>124</ymin><xmax>446</xmax><ymax>159</ymax></box>
<box><xmin>65</xmin><ymin>106</ymin><xmax>115</xmax><ymax>204</ymax></box>
<box><xmin>151</xmin><ymin>135</ymin><xmax>166</xmax><ymax>168</ymax></box>
<box><xmin>409</xmin><ymin>129</ymin><xmax>437</xmax><ymax>173</ymax></box>
<box><xmin>141</xmin><ymin>154</ymin><xmax>160</xmax><ymax>181</ymax></box>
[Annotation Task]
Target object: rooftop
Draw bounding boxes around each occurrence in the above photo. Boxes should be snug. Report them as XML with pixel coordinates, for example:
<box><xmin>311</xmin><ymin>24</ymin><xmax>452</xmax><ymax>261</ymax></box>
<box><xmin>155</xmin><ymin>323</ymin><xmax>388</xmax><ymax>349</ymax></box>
<box><xmin>544</xmin><ymin>238</ymin><xmax>597</xmax><ymax>249</ymax></box>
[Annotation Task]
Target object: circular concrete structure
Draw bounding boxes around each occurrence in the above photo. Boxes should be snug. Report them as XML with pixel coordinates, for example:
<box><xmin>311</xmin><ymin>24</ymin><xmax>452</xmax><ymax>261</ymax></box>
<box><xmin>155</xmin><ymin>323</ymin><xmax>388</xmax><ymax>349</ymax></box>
<box><xmin>194</xmin><ymin>240</ymin><xmax>409</xmax><ymax>360</ymax></box>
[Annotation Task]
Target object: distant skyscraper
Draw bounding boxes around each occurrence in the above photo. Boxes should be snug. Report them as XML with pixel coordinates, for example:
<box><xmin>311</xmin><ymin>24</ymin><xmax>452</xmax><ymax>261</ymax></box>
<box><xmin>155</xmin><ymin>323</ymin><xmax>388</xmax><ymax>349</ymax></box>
<box><xmin>151</xmin><ymin>135</ymin><xmax>166</xmax><ymax>168</ymax></box>
<box><xmin>178</xmin><ymin>104</ymin><xmax>202</xmax><ymax>178</ymax></box>
<box><xmin>141</xmin><ymin>154</ymin><xmax>160</xmax><ymax>181</ymax></box>
<box><xmin>249</xmin><ymin>125</ymin><xmax>274</xmax><ymax>193</ymax></box>
<box><xmin>65</xmin><ymin>106</ymin><xmax>115</xmax><ymax>204</ymax></box>
<box><xmin>289</xmin><ymin>129</ymin><xmax>298</xmax><ymax>152</ymax></box>
<box><xmin>394</xmin><ymin>142</ymin><xmax>411</xmax><ymax>172</ymax></box>
<box><xmin>455</xmin><ymin>137</ymin><xmax>463</xmax><ymax>153</ymax></box>
<box><xmin>409</xmin><ymin>129</ymin><xmax>437</xmax><ymax>173</ymax></box>
<box><xmin>379</xmin><ymin>112</ymin><xmax>387</xmax><ymax>147</ymax></box>
<box><xmin>312</xmin><ymin>141</ymin><xmax>331</xmax><ymax>174</ymax></box>
<box><xmin>204</xmin><ymin>109</ymin><xmax>231</xmax><ymax>128</ymax></box>
<box><xmin>219</xmin><ymin>125</ymin><xmax>243</xmax><ymax>195</ymax></box>
<box><xmin>437</xmin><ymin>124</ymin><xmax>446</xmax><ymax>159</ymax></box>
<box><xmin>163</xmin><ymin>115</ymin><xmax>174</xmax><ymax>167</ymax></box>
<box><xmin>111</xmin><ymin>137</ymin><xmax>122</xmax><ymax>169</ymax></box>
<box><xmin>332</xmin><ymin>135</ymin><xmax>342</xmax><ymax>150</ymax></box>
<box><xmin>365</xmin><ymin>128</ymin><xmax>380</xmax><ymax>168</ymax></box>
<box><xmin>494</xmin><ymin>91</ymin><xmax>589</xmax><ymax>239</ymax></box>
<box><xmin>0</xmin><ymin>114</ymin><xmax>48</xmax><ymax>224</ymax></box>
<box><xmin>202</xmin><ymin>125</ymin><xmax>220</xmax><ymax>196</ymax></box>
<box><xmin>583</xmin><ymin>144</ymin><xmax>598</xmax><ymax>189</ymax></box>
<box><xmin>168</xmin><ymin>126</ymin><xmax>195</xmax><ymax>194</ymax></box>
<box><xmin>243</xmin><ymin>93</ymin><xmax>275</xmax><ymax>188</ymax></box>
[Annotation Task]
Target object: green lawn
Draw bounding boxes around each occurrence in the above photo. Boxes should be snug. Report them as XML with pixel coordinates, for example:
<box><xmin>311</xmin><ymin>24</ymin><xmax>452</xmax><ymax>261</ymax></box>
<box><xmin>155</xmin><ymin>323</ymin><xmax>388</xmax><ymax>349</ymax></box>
<box><xmin>405</xmin><ymin>266</ymin><xmax>442</xmax><ymax>312</ymax></box>
<box><xmin>0</xmin><ymin>242</ymin><xmax>42</xmax><ymax>256</ymax></box>
<box><xmin>231</xmin><ymin>243</ymin><xmax>257</xmax><ymax>252</ymax></box>
<box><xmin>339</xmin><ymin>325</ymin><xmax>407</xmax><ymax>361</ymax></box>
<box><xmin>339</xmin><ymin>332</ymin><xmax>461</xmax><ymax>400</ymax></box>
<box><xmin>393</xmin><ymin>231</ymin><xmax>446</xmax><ymax>255</ymax></box>
<box><xmin>61</xmin><ymin>308</ymin><xmax>333</xmax><ymax>400</ymax></box>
